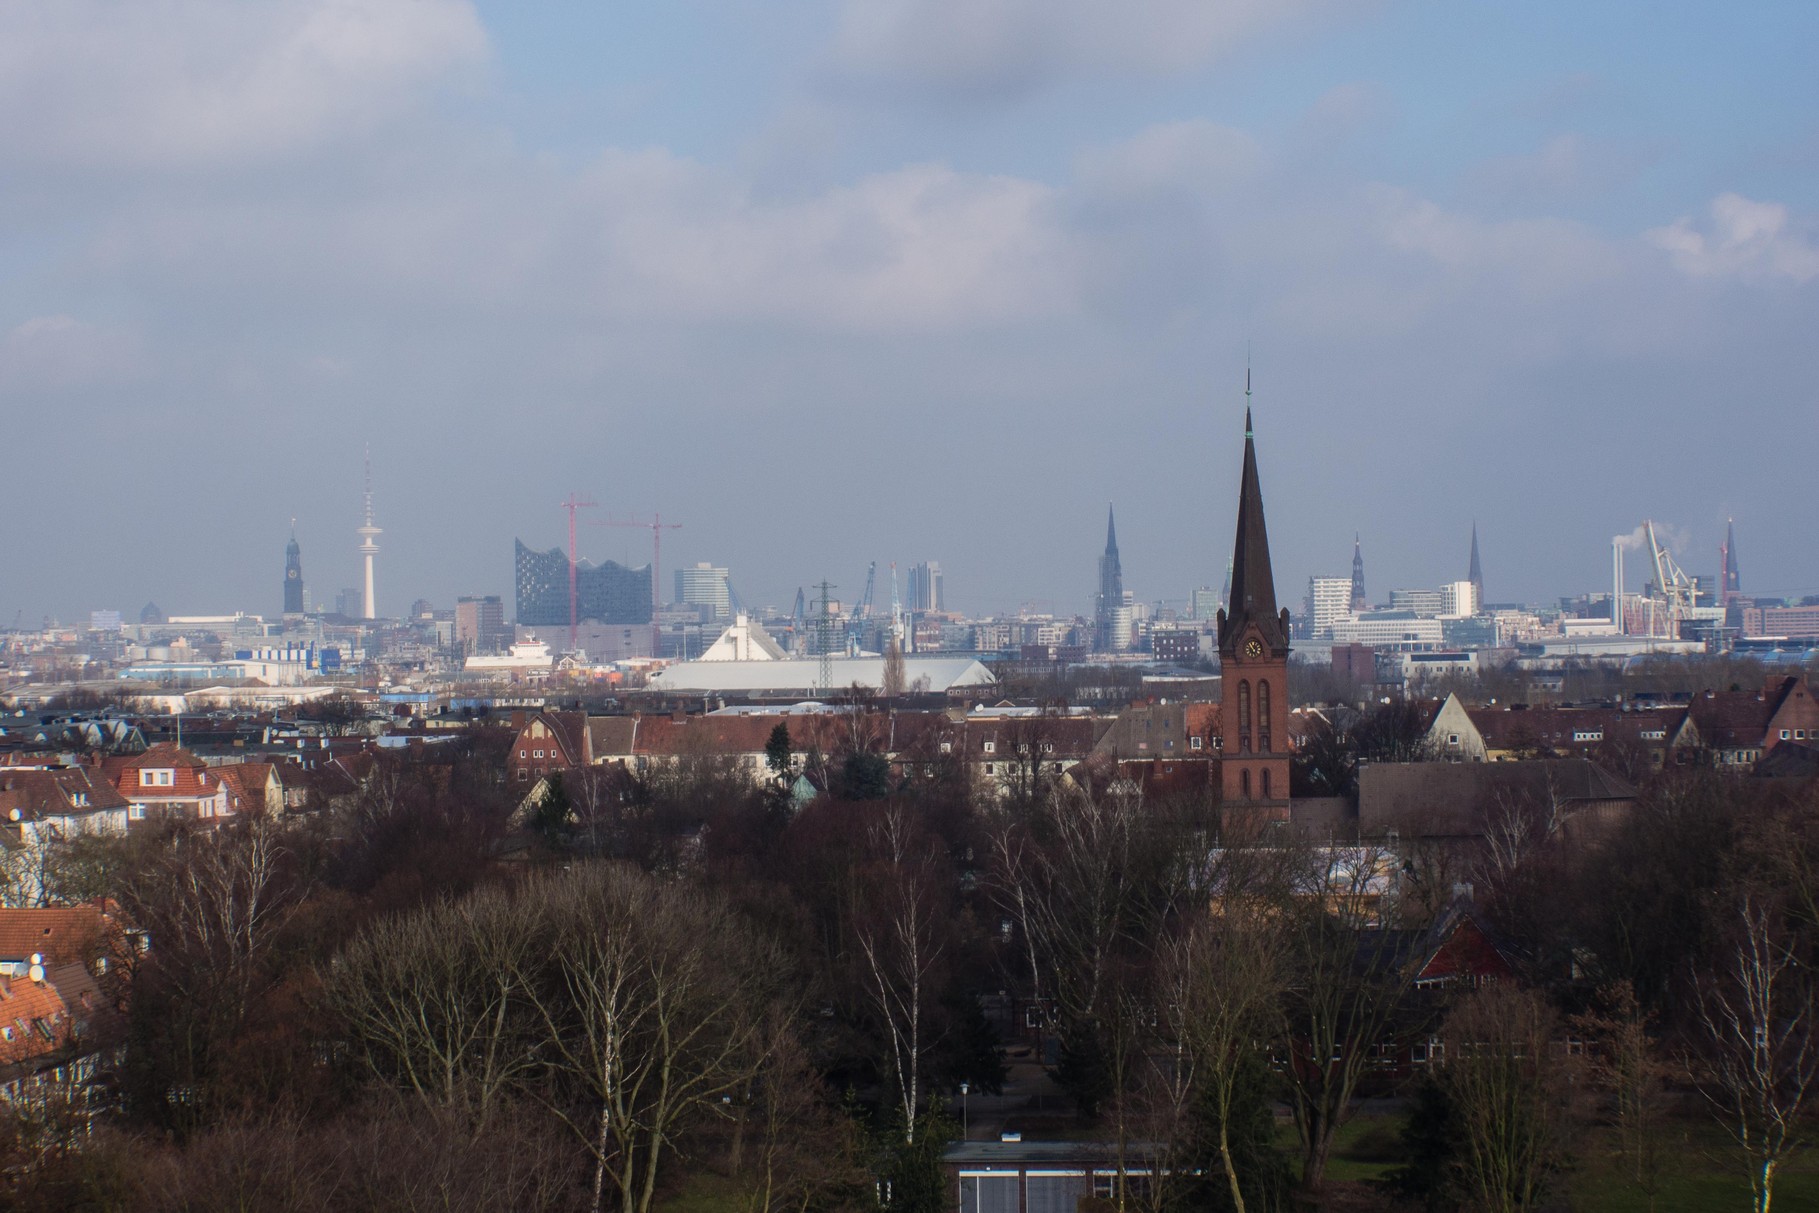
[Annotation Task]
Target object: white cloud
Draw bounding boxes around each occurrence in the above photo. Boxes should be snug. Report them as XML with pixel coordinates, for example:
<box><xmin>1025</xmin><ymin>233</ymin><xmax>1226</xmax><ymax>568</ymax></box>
<box><xmin>0</xmin><ymin>314</ymin><xmax>146</xmax><ymax>393</ymax></box>
<box><xmin>0</xmin><ymin>0</ymin><xmax>487</xmax><ymax>168</ymax></box>
<box><xmin>1464</xmin><ymin>134</ymin><xmax>1653</xmax><ymax>206</ymax></box>
<box><xmin>1369</xmin><ymin>185</ymin><xmax>1624</xmax><ymax>296</ymax></box>
<box><xmin>79</xmin><ymin>147</ymin><xmax>1075</xmax><ymax>332</ymax></box>
<box><xmin>1073</xmin><ymin>120</ymin><xmax>1261</xmax><ymax>199</ymax></box>
<box><xmin>584</xmin><ymin>155</ymin><xmax>1077</xmax><ymax>328</ymax></box>
<box><xmin>1647</xmin><ymin>193</ymin><xmax>1819</xmax><ymax>284</ymax></box>
<box><xmin>828</xmin><ymin>0</ymin><xmax>1348</xmax><ymax>98</ymax></box>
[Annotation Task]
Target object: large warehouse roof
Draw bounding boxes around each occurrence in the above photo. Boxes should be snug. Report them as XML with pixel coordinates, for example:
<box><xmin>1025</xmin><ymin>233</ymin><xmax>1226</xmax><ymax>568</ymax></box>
<box><xmin>646</xmin><ymin>656</ymin><xmax>995</xmax><ymax>696</ymax></box>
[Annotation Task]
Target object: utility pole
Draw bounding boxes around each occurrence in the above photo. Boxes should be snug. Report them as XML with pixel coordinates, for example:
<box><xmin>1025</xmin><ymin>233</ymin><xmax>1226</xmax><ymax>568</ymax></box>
<box><xmin>814</xmin><ymin>580</ymin><xmax>839</xmax><ymax>694</ymax></box>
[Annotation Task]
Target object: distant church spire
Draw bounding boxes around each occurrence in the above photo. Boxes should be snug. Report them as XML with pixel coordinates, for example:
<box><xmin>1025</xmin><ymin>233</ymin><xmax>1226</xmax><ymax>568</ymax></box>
<box><xmin>1350</xmin><ymin>533</ymin><xmax>1367</xmax><ymax>612</ymax></box>
<box><xmin>283</xmin><ymin>522</ymin><xmax>305</xmax><ymax>616</ymax></box>
<box><xmin>1095</xmin><ymin>504</ymin><xmax>1126</xmax><ymax>652</ymax></box>
<box><xmin>1722</xmin><ymin>517</ymin><xmax>1741</xmax><ymax>597</ymax></box>
<box><xmin>1468</xmin><ymin>521</ymin><xmax>1484</xmax><ymax>603</ymax></box>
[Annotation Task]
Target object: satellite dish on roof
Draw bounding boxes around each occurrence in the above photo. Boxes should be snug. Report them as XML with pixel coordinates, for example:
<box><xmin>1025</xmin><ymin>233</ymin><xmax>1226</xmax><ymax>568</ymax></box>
<box><xmin>29</xmin><ymin>954</ymin><xmax>41</xmax><ymax>966</ymax></box>
<box><xmin>28</xmin><ymin>963</ymin><xmax>43</xmax><ymax>984</ymax></box>
<box><xmin>8</xmin><ymin>809</ymin><xmax>18</xmax><ymax>822</ymax></box>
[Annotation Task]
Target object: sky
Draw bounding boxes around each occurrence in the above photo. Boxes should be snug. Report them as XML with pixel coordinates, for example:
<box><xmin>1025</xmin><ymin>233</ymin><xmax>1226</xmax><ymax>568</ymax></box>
<box><xmin>2</xmin><ymin>0</ymin><xmax>1816</xmax><ymax>625</ymax></box>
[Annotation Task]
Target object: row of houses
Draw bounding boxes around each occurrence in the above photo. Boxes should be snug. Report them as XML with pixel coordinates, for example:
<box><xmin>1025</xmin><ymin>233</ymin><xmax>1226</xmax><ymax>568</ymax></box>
<box><xmin>0</xmin><ymin>744</ymin><xmax>297</xmax><ymax>905</ymax></box>
<box><xmin>1422</xmin><ymin>674</ymin><xmax>1819</xmax><ymax>768</ymax></box>
<box><xmin>505</xmin><ymin>702</ymin><xmax>1231</xmax><ymax>801</ymax></box>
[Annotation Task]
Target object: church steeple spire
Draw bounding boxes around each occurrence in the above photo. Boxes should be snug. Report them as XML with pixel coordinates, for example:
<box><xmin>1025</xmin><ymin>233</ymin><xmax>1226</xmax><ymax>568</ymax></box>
<box><xmin>1095</xmin><ymin>504</ymin><xmax>1127</xmax><ymax>653</ymax></box>
<box><xmin>1468</xmin><ymin>521</ymin><xmax>1483</xmax><ymax>602</ymax></box>
<box><xmin>1219</xmin><ymin>405</ymin><xmax>1287</xmax><ymax>653</ymax></box>
<box><xmin>1215</xmin><ymin>378</ymin><xmax>1291</xmax><ymax>812</ymax></box>
<box><xmin>1351</xmin><ymin>533</ymin><xmax>1367</xmax><ymax>612</ymax></box>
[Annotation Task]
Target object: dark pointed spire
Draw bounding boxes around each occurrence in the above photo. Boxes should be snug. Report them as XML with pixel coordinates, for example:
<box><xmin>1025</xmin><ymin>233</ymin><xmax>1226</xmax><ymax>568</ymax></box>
<box><xmin>1219</xmin><ymin>404</ymin><xmax>1287</xmax><ymax>652</ymax></box>
<box><xmin>1096</xmin><ymin>504</ymin><xmax>1126</xmax><ymax>650</ymax></box>
<box><xmin>1351</xmin><ymin>532</ymin><xmax>1367</xmax><ymax>611</ymax></box>
<box><xmin>1722</xmin><ymin>517</ymin><xmax>1740</xmax><ymax>595</ymax></box>
<box><xmin>1468</xmin><ymin>521</ymin><xmax>1483</xmax><ymax>600</ymax></box>
<box><xmin>283</xmin><ymin>522</ymin><xmax>305</xmax><ymax>615</ymax></box>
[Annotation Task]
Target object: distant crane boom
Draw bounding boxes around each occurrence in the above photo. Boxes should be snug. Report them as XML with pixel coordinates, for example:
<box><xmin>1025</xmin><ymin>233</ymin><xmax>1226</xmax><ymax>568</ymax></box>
<box><xmin>602</xmin><ymin>513</ymin><xmax>682</xmax><ymax>656</ymax></box>
<box><xmin>1643</xmin><ymin>519</ymin><xmax>1699</xmax><ymax>637</ymax></box>
<box><xmin>559</xmin><ymin>493</ymin><xmax>598</xmax><ymax>652</ymax></box>
<box><xmin>850</xmin><ymin>562</ymin><xmax>876</xmax><ymax>623</ymax></box>
<box><xmin>888</xmin><ymin>561</ymin><xmax>908</xmax><ymax>652</ymax></box>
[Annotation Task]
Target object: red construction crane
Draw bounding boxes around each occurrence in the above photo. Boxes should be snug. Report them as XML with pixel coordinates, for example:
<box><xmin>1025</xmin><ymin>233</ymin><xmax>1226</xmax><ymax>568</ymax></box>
<box><xmin>559</xmin><ymin>493</ymin><xmax>598</xmax><ymax>651</ymax></box>
<box><xmin>603</xmin><ymin>513</ymin><xmax>681</xmax><ymax>656</ymax></box>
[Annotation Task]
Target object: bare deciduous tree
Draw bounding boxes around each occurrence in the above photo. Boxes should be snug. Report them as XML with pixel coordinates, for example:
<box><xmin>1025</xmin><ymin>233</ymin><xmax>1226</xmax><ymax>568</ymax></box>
<box><xmin>522</xmin><ymin>865</ymin><xmax>783</xmax><ymax>1213</ymax></box>
<box><xmin>1690</xmin><ymin>898</ymin><xmax>1818</xmax><ymax>1213</ymax></box>
<box><xmin>1437</xmin><ymin>985</ymin><xmax>1578</xmax><ymax>1213</ymax></box>
<box><xmin>854</xmin><ymin>809</ymin><xmax>947</xmax><ymax>1145</ymax></box>
<box><xmin>329</xmin><ymin>883</ymin><xmax>543</xmax><ymax>1123</ymax></box>
<box><xmin>1572</xmin><ymin>981</ymin><xmax>1672</xmax><ymax>1211</ymax></box>
<box><xmin>1158</xmin><ymin>912</ymin><xmax>1284</xmax><ymax>1213</ymax></box>
<box><xmin>121</xmin><ymin>817</ymin><xmax>301</xmax><ymax>1125</ymax></box>
<box><xmin>1278</xmin><ymin>845</ymin><xmax>1418</xmax><ymax>1193</ymax></box>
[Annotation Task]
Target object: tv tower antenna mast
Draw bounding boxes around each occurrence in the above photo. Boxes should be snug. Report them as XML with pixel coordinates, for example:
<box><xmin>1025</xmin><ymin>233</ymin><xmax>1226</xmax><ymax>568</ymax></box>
<box><xmin>559</xmin><ymin>493</ymin><xmax>598</xmax><ymax>652</ymax></box>
<box><xmin>357</xmin><ymin>447</ymin><xmax>381</xmax><ymax>620</ymax></box>
<box><xmin>604</xmin><ymin>513</ymin><xmax>682</xmax><ymax>657</ymax></box>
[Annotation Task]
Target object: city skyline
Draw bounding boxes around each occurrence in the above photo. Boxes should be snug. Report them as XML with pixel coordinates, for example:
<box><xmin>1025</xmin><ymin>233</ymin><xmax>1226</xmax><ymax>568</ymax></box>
<box><xmin>7</xmin><ymin>465</ymin><xmax>1798</xmax><ymax>627</ymax></box>
<box><xmin>102</xmin><ymin>489</ymin><xmax>1772</xmax><ymax>630</ymax></box>
<box><xmin>2</xmin><ymin>2</ymin><xmax>1816</xmax><ymax>620</ymax></box>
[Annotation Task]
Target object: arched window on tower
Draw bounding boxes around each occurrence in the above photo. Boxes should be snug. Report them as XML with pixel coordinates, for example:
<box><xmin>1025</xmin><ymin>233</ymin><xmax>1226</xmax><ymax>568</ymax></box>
<box><xmin>1258</xmin><ymin>680</ymin><xmax>1271</xmax><ymax>753</ymax></box>
<box><xmin>1238</xmin><ymin>681</ymin><xmax>1252</xmax><ymax>753</ymax></box>
<box><xmin>1241</xmin><ymin>769</ymin><xmax>1252</xmax><ymax>800</ymax></box>
<box><xmin>1261</xmin><ymin>768</ymin><xmax>1272</xmax><ymax>799</ymax></box>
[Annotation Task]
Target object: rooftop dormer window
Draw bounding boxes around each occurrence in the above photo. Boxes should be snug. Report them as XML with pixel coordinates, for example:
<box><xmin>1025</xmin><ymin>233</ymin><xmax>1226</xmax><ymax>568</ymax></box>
<box><xmin>139</xmin><ymin>769</ymin><xmax>173</xmax><ymax>788</ymax></box>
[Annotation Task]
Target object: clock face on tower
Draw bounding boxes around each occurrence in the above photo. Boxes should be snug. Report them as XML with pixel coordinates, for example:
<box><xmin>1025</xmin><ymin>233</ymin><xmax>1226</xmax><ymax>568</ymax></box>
<box><xmin>287</xmin><ymin>569</ymin><xmax>299</xmax><ymax>580</ymax></box>
<box><xmin>1244</xmin><ymin>638</ymin><xmax>1263</xmax><ymax>659</ymax></box>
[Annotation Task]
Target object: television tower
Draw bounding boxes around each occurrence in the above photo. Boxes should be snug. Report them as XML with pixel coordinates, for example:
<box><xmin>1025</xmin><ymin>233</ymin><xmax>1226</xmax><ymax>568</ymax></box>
<box><xmin>357</xmin><ymin>447</ymin><xmax>381</xmax><ymax>620</ymax></box>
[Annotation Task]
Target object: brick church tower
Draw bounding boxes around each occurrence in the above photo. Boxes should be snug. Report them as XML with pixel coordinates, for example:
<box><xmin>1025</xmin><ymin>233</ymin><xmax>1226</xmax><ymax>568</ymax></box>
<box><xmin>1216</xmin><ymin>401</ymin><xmax>1291</xmax><ymax>812</ymax></box>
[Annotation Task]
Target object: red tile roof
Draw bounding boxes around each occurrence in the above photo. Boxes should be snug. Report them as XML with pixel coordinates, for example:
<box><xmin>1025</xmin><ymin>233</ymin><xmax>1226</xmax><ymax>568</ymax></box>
<box><xmin>0</xmin><ymin>768</ymin><xmax>130</xmax><ymax>821</ymax></box>
<box><xmin>0</xmin><ymin>904</ymin><xmax>126</xmax><ymax>967</ymax></box>
<box><xmin>1467</xmin><ymin>705</ymin><xmax>1692</xmax><ymax>751</ymax></box>
<box><xmin>0</xmin><ymin>974</ymin><xmax>71</xmax><ymax>1066</ymax></box>
<box><xmin>100</xmin><ymin>742</ymin><xmax>228</xmax><ymax>805</ymax></box>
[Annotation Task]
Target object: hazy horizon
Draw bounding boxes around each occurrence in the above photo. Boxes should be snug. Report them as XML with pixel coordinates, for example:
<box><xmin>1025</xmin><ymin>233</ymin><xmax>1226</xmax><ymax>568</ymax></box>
<box><xmin>4</xmin><ymin>1</ymin><xmax>1816</xmax><ymax>624</ymax></box>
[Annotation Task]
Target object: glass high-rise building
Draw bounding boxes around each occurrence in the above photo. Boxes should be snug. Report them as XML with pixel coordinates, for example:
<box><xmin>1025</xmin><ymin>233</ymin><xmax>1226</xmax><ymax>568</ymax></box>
<box><xmin>675</xmin><ymin>563</ymin><xmax>731</xmax><ymax>620</ymax></box>
<box><xmin>514</xmin><ymin>540</ymin><xmax>652</xmax><ymax>627</ymax></box>
<box><xmin>908</xmin><ymin>561</ymin><xmax>944</xmax><ymax>613</ymax></box>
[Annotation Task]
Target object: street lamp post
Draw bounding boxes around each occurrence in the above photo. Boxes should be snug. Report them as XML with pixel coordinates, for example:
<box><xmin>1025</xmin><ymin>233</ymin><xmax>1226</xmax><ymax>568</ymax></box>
<box><xmin>959</xmin><ymin>1081</ymin><xmax>969</xmax><ymax>1139</ymax></box>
